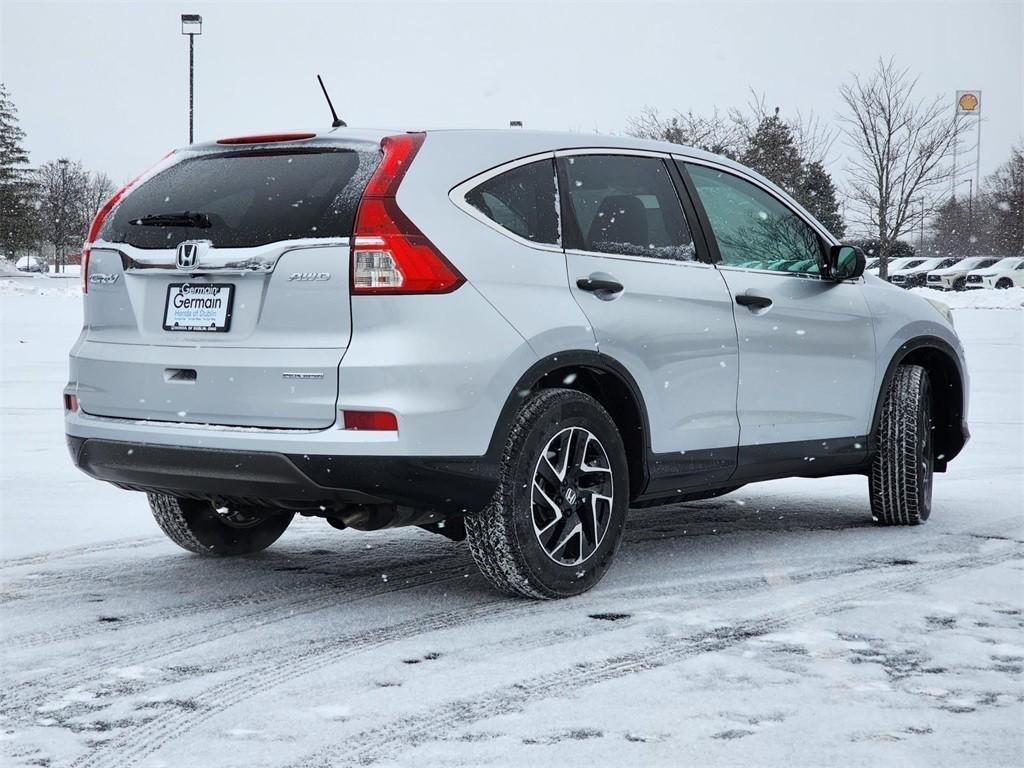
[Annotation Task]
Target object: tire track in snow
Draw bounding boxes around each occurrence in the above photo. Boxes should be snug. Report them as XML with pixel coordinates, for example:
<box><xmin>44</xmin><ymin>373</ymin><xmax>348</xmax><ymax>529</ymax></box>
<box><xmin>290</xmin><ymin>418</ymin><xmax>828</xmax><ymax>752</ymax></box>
<box><xmin>3</xmin><ymin>547</ymin><xmax>454</xmax><ymax>650</ymax></box>
<box><xmin>288</xmin><ymin>542</ymin><xmax>1022</xmax><ymax>768</ymax></box>
<box><xmin>0</xmin><ymin>530</ymin><xmax>434</xmax><ymax>600</ymax></box>
<box><xmin>64</xmin><ymin>538</ymin><xmax>1012</xmax><ymax>768</ymax></box>
<box><xmin>0</xmin><ymin>504</ymin><xmax>852</xmax><ymax>644</ymax></box>
<box><xmin>7</xmin><ymin>513</ymin><xmax>1018</xmax><ymax>722</ymax></box>
<box><xmin>0</xmin><ymin>536</ymin><xmax>163</xmax><ymax>571</ymax></box>
<box><xmin>0</xmin><ymin>554</ymin><xmax>473</xmax><ymax>718</ymax></box>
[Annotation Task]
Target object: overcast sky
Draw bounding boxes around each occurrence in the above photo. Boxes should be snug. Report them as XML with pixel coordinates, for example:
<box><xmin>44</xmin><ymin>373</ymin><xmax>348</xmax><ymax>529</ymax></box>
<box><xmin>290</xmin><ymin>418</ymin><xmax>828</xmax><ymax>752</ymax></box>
<box><xmin>2</xmin><ymin>0</ymin><xmax>1021</xmax><ymax>190</ymax></box>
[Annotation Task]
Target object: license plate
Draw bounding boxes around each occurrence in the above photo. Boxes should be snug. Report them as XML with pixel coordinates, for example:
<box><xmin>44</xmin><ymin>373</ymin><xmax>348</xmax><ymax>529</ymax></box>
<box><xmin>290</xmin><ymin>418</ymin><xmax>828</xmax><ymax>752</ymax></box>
<box><xmin>163</xmin><ymin>283</ymin><xmax>235</xmax><ymax>332</ymax></box>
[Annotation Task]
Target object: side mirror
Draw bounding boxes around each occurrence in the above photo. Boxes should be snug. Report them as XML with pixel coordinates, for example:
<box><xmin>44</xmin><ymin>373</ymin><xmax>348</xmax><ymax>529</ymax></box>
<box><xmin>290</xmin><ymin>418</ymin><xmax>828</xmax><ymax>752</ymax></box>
<box><xmin>822</xmin><ymin>244</ymin><xmax>866</xmax><ymax>281</ymax></box>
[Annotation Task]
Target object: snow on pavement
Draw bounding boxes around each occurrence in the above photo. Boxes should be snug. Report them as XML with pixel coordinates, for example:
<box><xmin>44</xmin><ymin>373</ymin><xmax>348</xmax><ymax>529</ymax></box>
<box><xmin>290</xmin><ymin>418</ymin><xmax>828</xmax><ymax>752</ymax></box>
<box><xmin>0</xmin><ymin>284</ymin><xmax>1021</xmax><ymax>768</ymax></box>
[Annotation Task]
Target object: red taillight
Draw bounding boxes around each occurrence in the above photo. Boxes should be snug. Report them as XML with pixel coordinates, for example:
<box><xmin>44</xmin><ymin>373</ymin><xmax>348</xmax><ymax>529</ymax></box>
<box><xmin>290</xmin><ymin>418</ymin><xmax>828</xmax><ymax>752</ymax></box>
<box><xmin>64</xmin><ymin>394</ymin><xmax>79</xmax><ymax>413</ymax></box>
<box><xmin>351</xmin><ymin>134</ymin><xmax>464</xmax><ymax>295</ymax></box>
<box><xmin>216</xmin><ymin>132</ymin><xmax>316</xmax><ymax>145</ymax></box>
<box><xmin>82</xmin><ymin>149</ymin><xmax>177</xmax><ymax>294</ymax></box>
<box><xmin>342</xmin><ymin>410</ymin><xmax>398</xmax><ymax>431</ymax></box>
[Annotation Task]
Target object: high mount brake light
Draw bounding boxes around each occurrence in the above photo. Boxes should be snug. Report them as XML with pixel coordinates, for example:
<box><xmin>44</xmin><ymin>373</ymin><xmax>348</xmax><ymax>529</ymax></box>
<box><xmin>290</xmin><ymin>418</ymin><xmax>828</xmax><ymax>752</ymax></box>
<box><xmin>351</xmin><ymin>134</ymin><xmax>464</xmax><ymax>295</ymax></box>
<box><xmin>82</xmin><ymin>150</ymin><xmax>177</xmax><ymax>294</ymax></box>
<box><xmin>216</xmin><ymin>132</ymin><xmax>316</xmax><ymax>145</ymax></box>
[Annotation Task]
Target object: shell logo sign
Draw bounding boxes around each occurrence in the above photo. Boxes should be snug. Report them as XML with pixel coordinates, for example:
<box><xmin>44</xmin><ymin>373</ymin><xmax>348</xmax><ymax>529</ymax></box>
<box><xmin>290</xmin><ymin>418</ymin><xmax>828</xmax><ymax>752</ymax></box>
<box><xmin>956</xmin><ymin>90</ymin><xmax>981</xmax><ymax>115</ymax></box>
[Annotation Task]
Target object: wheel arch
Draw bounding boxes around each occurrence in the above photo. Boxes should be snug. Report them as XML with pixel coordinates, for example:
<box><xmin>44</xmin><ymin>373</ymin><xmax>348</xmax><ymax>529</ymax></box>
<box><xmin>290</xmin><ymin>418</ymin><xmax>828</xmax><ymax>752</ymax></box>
<box><xmin>872</xmin><ymin>337</ymin><xmax>968</xmax><ymax>470</ymax></box>
<box><xmin>487</xmin><ymin>351</ymin><xmax>651</xmax><ymax>499</ymax></box>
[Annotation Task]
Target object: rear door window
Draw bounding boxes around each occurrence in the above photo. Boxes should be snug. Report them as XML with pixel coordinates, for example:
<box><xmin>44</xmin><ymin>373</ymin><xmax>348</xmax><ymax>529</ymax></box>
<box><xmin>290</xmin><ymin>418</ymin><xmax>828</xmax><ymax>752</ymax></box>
<box><xmin>464</xmin><ymin>159</ymin><xmax>559</xmax><ymax>245</ymax></box>
<box><xmin>559</xmin><ymin>154</ymin><xmax>695</xmax><ymax>261</ymax></box>
<box><xmin>101</xmin><ymin>148</ymin><xmax>380</xmax><ymax>249</ymax></box>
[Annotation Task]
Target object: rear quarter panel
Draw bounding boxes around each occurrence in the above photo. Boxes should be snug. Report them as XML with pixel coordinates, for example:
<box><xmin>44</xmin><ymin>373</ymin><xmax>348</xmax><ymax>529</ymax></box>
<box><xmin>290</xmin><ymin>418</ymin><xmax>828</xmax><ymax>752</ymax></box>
<box><xmin>398</xmin><ymin>133</ymin><xmax>598</xmax><ymax>361</ymax></box>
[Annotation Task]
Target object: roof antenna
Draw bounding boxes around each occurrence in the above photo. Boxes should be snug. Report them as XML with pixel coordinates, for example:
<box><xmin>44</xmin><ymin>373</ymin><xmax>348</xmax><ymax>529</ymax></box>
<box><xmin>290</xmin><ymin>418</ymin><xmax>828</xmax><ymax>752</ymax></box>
<box><xmin>316</xmin><ymin>74</ymin><xmax>346</xmax><ymax>128</ymax></box>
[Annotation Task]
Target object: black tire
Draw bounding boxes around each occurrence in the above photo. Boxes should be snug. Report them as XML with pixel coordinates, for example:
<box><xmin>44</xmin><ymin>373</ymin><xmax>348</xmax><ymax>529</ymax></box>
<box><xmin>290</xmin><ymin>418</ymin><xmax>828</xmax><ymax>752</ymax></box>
<box><xmin>147</xmin><ymin>493</ymin><xmax>293</xmax><ymax>555</ymax></box>
<box><xmin>869</xmin><ymin>365</ymin><xmax>934</xmax><ymax>526</ymax></box>
<box><xmin>996</xmin><ymin>278</ymin><xmax>1013</xmax><ymax>289</ymax></box>
<box><xmin>465</xmin><ymin>388</ymin><xmax>629</xmax><ymax>599</ymax></box>
<box><xmin>953</xmin><ymin>277</ymin><xmax>967</xmax><ymax>292</ymax></box>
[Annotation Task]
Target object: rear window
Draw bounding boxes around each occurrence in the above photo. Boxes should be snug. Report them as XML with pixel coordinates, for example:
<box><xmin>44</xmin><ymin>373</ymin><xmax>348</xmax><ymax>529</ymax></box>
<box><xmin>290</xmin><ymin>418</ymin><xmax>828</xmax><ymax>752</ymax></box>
<box><xmin>101</xmin><ymin>148</ymin><xmax>380</xmax><ymax>249</ymax></box>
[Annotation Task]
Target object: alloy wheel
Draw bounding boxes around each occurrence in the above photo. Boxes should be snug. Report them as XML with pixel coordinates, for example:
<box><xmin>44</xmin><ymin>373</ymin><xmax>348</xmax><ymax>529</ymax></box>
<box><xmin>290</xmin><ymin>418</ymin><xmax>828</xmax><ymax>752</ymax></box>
<box><xmin>531</xmin><ymin>426</ymin><xmax>614</xmax><ymax>566</ymax></box>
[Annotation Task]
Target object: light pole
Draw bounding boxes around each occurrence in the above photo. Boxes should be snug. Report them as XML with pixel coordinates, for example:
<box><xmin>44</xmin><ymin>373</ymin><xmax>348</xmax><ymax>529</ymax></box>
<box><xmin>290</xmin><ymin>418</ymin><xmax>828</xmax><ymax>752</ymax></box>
<box><xmin>918</xmin><ymin>198</ymin><xmax>925</xmax><ymax>252</ymax></box>
<box><xmin>955</xmin><ymin>179</ymin><xmax>973</xmax><ymax>255</ymax></box>
<box><xmin>181</xmin><ymin>14</ymin><xmax>202</xmax><ymax>144</ymax></box>
<box><xmin>57</xmin><ymin>158</ymin><xmax>69</xmax><ymax>274</ymax></box>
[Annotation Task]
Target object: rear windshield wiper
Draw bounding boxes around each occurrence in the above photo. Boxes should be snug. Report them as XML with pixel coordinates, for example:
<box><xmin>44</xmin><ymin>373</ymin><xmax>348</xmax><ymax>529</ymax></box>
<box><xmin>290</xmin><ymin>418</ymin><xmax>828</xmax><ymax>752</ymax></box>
<box><xmin>129</xmin><ymin>211</ymin><xmax>212</xmax><ymax>228</ymax></box>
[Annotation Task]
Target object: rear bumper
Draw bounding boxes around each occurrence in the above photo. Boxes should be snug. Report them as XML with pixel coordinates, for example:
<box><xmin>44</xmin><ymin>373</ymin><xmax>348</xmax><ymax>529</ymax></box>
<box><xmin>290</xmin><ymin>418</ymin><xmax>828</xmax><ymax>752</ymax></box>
<box><xmin>66</xmin><ymin>437</ymin><xmax>498</xmax><ymax>521</ymax></box>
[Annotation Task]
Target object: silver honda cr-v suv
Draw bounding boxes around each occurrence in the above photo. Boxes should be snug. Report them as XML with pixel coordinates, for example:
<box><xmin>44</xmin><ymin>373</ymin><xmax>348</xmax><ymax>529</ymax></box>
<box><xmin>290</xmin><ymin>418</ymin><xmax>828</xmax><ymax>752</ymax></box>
<box><xmin>65</xmin><ymin>128</ymin><xmax>969</xmax><ymax>598</ymax></box>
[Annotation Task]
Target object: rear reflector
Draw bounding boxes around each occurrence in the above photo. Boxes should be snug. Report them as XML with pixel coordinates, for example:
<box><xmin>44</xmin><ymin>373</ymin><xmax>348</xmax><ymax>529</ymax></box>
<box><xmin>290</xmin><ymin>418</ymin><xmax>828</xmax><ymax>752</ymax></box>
<box><xmin>342</xmin><ymin>410</ymin><xmax>398</xmax><ymax>431</ymax></box>
<box><xmin>64</xmin><ymin>394</ymin><xmax>79</xmax><ymax>413</ymax></box>
<box><xmin>216</xmin><ymin>132</ymin><xmax>316</xmax><ymax>145</ymax></box>
<box><xmin>351</xmin><ymin>134</ymin><xmax>464</xmax><ymax>295</ymax></box>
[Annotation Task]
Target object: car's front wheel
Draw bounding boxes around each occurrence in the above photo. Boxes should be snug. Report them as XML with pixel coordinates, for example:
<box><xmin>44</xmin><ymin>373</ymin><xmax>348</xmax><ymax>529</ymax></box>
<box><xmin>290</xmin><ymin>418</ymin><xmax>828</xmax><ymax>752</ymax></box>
<box><xmin>996</xmin><ymin>278</ymin><xmax>1013</xmax><ymax>289</ymax></box>
<box><xmin>465</xmin><ymin>388</ymin><xmax>629</xmax><ymax>598</ymax></box>
<box><xmin>869</xmin><ymin>365</ymin><xmax>933</xmax><ymax>526</ymax></box>
<box><xmin>148</xmin><ymin>493</ymin><xmax>293</xmax><ymax>555</ymax></box>
<box><xmin>953</xmin><ymin>277</ymin><xmax>967</xmax><ymax>291</ymax></box>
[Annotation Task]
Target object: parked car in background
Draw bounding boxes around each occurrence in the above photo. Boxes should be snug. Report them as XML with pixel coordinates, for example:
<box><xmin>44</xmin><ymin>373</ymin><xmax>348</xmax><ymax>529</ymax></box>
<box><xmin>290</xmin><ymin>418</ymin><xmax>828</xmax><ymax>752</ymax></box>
<box><xmin>866</xmin><ymin>256</ymin><xmax>916</xmax><ymax>276</ymax></box>
<box><xmin>966</xmin><ymin>256</ymin><xmax>1024</xmax><ymax>289</ymax></box>
<box><xmin>16</xmin><ymin>255</ymin><xmax>47</xmax><ymax>273</ymax></box>
<box><xmin>926</xmin><ymin>256</ymin><xmax>1002</xmax><ymax>291</ymax></box>
<box><xmin>889</xmin><ymin>257</ymin><xmax>961</xmax><ymax>288</ymax></box>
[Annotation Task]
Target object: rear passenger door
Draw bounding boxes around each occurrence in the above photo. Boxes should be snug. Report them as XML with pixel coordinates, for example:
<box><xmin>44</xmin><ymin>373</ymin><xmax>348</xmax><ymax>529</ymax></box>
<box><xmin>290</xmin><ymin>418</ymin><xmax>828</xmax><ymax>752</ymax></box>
<box><xmin>558</xmin><ymin>152</ymin><xmax>739</xmax><ymax>490</ymax></box>
<box><xmin>679</xmin><ymin>160</ymin><xmax>876</xmax><ymax>459</ymax></box>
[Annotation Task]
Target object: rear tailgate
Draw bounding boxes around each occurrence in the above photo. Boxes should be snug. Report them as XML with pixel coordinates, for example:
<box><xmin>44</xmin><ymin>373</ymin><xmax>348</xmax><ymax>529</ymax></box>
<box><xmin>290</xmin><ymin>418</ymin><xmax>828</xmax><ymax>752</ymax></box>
<box><xmin>75</xmin><ymin>142</ymin><xmax>380</xmax><ymax>429</ymax></box>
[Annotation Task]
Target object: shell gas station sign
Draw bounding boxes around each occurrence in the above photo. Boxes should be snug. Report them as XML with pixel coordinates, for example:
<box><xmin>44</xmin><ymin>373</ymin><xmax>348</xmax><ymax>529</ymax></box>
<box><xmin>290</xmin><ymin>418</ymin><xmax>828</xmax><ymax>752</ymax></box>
<box><xmin>956</xmin><ymin>90</ymin><xmax>981</xmax><ymax>115</ymax></box>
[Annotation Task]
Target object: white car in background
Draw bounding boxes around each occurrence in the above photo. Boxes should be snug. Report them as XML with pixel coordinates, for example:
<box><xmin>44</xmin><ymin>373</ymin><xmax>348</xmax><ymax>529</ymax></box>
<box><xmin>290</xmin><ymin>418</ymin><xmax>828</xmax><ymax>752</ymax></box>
<box><xmin>965</xmin><ymin>256</ymin><xmax>1024</xmax><ymax>289</ymax></box>
<box><xmin>889</xmin><ymin>257</ymin><xmax>961</xmax><ymax>288</ymax></box>
<box><xmin>16</xmin><ymin>255</ymin><xmax>47</xmax><ymax>273</ymax></box>
<box><xmin>925</xmin><ymin>256</ymin><xmax>1002</xmax><ymax>291</ymax></box>
<box><xmin>867</xmin><ymin>256</ymin><xmax>916</xmax><ymax>276</ymax></box>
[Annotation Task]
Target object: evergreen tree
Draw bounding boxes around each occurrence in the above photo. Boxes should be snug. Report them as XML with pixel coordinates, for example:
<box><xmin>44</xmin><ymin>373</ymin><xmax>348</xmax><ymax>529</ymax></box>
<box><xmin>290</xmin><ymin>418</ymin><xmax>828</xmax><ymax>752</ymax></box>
<box><xmin>986</xmin><ymin>146</ymin><xmax>1024</xmax><ymax>255</ymax></box>
<box><xmin>739</xmin><ymin>109</ymin><xmax>804</xmax><ymax>197</ymax></box>
<box><xmin>797</xmin><ymin>160</ymin><xmax>845</xmax><ymax>237</ymax></box>
<box><xmin>0</xmin><ymin>83</ymin><xmax>37</xmax><ymax>259</ymax></box>
<box><xmin>930</xmin><ymin>198</ymin><xmax>971</xmax><ymax>256</ymax></box>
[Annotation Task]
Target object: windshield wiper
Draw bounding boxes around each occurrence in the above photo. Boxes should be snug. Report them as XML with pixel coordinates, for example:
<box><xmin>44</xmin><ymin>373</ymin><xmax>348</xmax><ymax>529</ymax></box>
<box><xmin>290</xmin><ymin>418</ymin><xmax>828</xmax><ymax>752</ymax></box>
<box><xmin>129</xmin><ymin>211</ymin><xmax>211</xmax><ymax>228</ymax></box>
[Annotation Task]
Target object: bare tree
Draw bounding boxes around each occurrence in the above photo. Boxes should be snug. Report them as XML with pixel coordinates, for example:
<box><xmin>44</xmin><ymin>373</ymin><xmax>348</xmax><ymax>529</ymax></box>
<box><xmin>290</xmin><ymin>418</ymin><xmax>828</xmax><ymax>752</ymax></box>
<box><xmin>839</xmin><ymin>58</ymin><xmax>968</xmax><ymax>278</ymax></box>
<box><xmin>625</xmin><ymin>106</ymin><xmax>744</xmax><ymax>158</ymax></box>
<box><xmin>790</xmin><ymin>109</ymin><xmax>838</xmax><ymax>167</ymax></box>
<box><xmin>77</xmin><ymin>172</ymin><xmax>115</xmax><ymax>235</ymax></box>
<box><xmin>34</xmin><ymin>160</ymin><xmax>110</xmax><ymax>271</ymax></box>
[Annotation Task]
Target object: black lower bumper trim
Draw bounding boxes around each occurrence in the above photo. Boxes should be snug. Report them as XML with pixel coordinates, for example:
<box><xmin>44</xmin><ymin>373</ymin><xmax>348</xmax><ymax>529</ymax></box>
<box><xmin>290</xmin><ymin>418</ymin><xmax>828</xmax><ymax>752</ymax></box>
<box><xmin>67</xmin><ymin>437</ymin><xmax>498</xmax><ymax>517</ymax></box>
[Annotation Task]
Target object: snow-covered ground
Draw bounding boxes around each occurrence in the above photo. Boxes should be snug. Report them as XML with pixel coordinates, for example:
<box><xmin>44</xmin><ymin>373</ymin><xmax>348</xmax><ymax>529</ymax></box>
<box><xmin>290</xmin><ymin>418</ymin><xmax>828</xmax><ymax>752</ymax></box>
<box><xmin>1</xmin><ymin>281</ymin><xmax>1021</xmax><ymax>768</ymax></box>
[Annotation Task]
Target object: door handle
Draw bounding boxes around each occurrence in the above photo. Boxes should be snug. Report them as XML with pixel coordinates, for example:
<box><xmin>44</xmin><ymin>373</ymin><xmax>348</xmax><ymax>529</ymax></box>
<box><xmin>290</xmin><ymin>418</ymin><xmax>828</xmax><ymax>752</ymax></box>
<box><xmin>576</xmin><ymin>277</ymin><xmax>624</xmax><ymax>293</ymax></box>
<box><xmin>735</xmin><ymin>293</ymin><xmax>773</xmax><ymax>309</ymax></box>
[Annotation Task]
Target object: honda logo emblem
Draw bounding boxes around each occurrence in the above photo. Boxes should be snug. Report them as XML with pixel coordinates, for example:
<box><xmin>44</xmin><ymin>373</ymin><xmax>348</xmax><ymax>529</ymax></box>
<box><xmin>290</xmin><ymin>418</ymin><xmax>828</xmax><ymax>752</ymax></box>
<box><xmin>176</xmin><ymin>240</ymin><xmax>209</xmax><ymax>271</ymax></box>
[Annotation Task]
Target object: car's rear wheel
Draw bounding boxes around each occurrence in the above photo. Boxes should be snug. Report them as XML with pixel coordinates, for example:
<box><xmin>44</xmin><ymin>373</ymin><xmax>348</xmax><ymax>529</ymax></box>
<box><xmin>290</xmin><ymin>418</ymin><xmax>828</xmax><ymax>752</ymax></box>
<box><xmin>465</xmin><ymin>388</ymin><xmax>629</xmax><ymax>599</ymax></box>
<box><xmin>869</xmin><ymin>365</ymin><xmax>933</xmax><ymax>526</ymax></box>
<box><xmin>996</xmin><ymin>278</ymin><xmax>1013</xmax><ymax>289</ymax></box>
<box><xmin>147</xmin><ymin>493</ymin><xmax>293</xmax><ymax>555</ymax></box>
